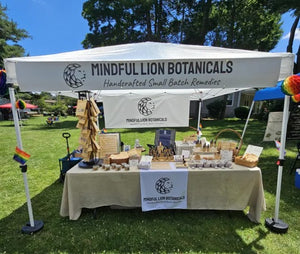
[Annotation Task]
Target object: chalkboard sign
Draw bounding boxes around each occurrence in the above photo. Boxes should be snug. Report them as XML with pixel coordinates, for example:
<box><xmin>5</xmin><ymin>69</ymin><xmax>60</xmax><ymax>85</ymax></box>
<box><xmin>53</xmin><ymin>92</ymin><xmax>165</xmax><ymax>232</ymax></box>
<box><xmin>155</xmin><ymin>129</ymin><xmax>176</xmax><ymax>147</ymax></box>
<box><xmin>287</xmin><ymin>108</ymin><xmax>300</xmax><ymax>140</ymax></box>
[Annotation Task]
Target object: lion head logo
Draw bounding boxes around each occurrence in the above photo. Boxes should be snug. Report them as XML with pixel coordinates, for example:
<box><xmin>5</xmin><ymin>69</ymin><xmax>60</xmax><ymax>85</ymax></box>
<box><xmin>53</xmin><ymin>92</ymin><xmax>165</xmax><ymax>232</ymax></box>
<box><xmin>155</xmin><ymin>177</ymin><xmax>173</xmax><ymax>194</ymax></box>
<box><xmin>63</xmin><ymin>64</ymin><xmax>86</xmax><ymax>88</ymax></box>
<box><xmin>137</xmin><ymin>97</ymin><xmax>155</xmax><ymax>116</ymax></box>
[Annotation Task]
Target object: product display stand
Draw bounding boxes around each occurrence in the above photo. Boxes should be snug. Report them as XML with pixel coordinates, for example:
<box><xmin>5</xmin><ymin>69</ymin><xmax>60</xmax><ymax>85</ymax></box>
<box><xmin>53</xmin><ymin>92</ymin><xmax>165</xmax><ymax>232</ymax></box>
<box><xmin>75</xmin><ymin>91</ymin><xmax>101</xmax><ymax>168</ymax></box>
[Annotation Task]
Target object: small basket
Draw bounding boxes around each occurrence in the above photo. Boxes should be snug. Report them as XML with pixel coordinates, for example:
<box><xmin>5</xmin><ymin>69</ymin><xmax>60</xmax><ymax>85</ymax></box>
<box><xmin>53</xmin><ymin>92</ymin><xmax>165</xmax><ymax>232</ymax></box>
<box><xmin>109</xmin><ymin>152</ymin><xmax>129</xmax><ymax>165</ymax></box>
<box><xmin>183</xmin><ymin>134</ymin><xmax>198</xmax><ymax>143</ymax></box>
<box><xmin>215</xmin><ymin>128</ymin><xmax>243</xmax><ymax>158</ymax></box>
<box><xmin>235</xmin><ymin>155</ymin><xmax>258</xmax><ymax>168</ymax></box>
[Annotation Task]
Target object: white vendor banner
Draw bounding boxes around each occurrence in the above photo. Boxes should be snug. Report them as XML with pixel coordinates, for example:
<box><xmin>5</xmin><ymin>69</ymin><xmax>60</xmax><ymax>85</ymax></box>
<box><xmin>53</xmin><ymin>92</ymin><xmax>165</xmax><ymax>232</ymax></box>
<box><xmin>140</xmin><ymin>169</ymin><xmax>188</xmax><ymax>211</ymax></box>
<box><xmin>103</xmin><ymin>93</ymin><xmax>190</xmax><ymax>128</ymax></box>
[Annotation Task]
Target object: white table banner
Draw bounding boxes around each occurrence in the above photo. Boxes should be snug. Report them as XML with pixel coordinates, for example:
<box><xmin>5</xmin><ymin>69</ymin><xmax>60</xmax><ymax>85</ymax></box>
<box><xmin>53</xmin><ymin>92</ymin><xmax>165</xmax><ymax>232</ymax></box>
<box><xmin>103</xmin><ymin>93</ymin><xmax>190</xmax><ymax>128</ymax></box>
<box><xmin>140</xmin><ymin>167</ymin><xmax>188</xmax><ymax>211</ymax></box>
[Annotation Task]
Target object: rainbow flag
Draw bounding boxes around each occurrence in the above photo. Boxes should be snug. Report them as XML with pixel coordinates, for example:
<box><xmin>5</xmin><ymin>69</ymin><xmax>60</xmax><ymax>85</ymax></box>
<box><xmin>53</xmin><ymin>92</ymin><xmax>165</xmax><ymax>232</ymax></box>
<box><xmin>274</xmin><ymin>140</ymin><xmax>286</xmax><ymax>155</ymax></box>
<box><xmin>13</xmin><ymin>147</ymin><xmax>31</xmax><ymax>165</ymax></box>
<box><xmin>274</xmin><ymin>140</ymin><xmax>281</xmax><ymax>150</ymax></box>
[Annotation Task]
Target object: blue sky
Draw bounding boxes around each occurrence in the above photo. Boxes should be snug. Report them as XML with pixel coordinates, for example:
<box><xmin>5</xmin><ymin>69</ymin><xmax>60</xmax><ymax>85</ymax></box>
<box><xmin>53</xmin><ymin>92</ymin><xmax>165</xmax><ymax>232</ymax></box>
<box><xmin>1</xmin><ymin>0</ymin><xmax>300</xmax><ymax>56</ymax></box>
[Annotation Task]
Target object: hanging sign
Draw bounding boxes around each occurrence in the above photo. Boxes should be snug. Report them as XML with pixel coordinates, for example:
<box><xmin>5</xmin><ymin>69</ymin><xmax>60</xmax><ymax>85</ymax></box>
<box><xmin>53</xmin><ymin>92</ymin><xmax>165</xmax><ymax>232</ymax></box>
<box><xmin>103</xmin><ymin>93</ymin><xmax>190</xmax><ymax>128</ymax></box>
<box><xmin>140</xmin><ymin>167</ymin><xmax>188</xmax><ymax>211</ymax></box>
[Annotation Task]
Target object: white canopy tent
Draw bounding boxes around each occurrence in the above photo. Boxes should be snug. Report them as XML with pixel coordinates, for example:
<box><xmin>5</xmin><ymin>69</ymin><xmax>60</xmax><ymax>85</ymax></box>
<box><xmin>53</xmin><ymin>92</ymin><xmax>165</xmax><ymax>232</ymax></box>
<box><xmin>5</xmin><ymin>41</ymin><xmax>294</xmax><ymax>92</ymax></box>
<box><xmin>4</xmin><ymin>42</ymin><xmax>295</xmax><ymax>233</ymax></box>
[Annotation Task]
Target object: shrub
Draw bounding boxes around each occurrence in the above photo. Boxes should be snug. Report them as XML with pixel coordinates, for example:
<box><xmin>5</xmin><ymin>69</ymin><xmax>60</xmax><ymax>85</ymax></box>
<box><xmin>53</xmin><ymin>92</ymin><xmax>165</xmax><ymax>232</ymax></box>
<box><xmin>234</xmin><ymin>106</ymin><xmax>249</xmax><ymax>120</ymax></box>
<box><xmin>206</xmin><ymin>100</ymin><xmax>226</xmax><ymax>119</ymax></box>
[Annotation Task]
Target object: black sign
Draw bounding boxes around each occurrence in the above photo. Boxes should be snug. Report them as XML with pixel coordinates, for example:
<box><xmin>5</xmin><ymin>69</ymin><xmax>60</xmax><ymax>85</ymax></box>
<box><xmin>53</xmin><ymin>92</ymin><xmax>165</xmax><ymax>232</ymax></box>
<box><xmin>287</xmin><ymin>108</ymin><xmax>300</xmax><ymax>140</ymax></box>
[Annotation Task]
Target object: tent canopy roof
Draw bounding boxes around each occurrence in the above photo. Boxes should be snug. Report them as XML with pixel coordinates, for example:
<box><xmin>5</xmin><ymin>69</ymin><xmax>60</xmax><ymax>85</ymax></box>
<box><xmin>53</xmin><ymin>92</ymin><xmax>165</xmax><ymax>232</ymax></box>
<box><xmin>4</xmin><ymin>42</ymin><xmax>294</xmax><ymax>92</ymax></box>
<box><xmin>253</xmin><ymin>82</ymin><xmax>285</xmax><ymax>101</ymax></box>
<box><xmin>5</xmin><ymin>41</ymin><xmax>293</xmax><ymax>62</ymax></box>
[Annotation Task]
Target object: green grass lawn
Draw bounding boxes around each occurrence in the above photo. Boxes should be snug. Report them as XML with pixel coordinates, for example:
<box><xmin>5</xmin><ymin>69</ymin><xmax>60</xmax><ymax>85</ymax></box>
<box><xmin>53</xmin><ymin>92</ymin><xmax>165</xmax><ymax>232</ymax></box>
<box><xmin>0</xmin><ymin>116</ymin><xmax>300</xmax><ymax>254</ymax></box>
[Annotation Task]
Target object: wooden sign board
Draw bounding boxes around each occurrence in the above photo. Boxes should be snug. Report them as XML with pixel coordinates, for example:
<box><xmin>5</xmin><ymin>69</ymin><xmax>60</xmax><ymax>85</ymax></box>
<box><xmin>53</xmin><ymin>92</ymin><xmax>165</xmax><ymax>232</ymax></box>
<box><xmin>98</xmin><ymin>133</ymin><xmax>120</xmax><ymax>158</ymax></box>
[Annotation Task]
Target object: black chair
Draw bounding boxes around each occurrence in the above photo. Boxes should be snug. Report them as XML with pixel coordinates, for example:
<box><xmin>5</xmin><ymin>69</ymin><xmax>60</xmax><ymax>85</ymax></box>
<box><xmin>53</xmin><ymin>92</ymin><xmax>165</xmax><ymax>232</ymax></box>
<box><xmin>290</xmin><ymin>142</ymin><xmax>300</xmax><ymax>174</ymax></box>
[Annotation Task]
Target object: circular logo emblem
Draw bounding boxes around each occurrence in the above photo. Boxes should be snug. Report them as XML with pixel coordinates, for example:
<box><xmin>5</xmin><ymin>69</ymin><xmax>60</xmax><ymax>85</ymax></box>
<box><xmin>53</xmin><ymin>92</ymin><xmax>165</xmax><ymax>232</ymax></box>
<box><xmin>155</xmin><ymin>177</ymin><xmax>173</xmax><ymax>194</ymax></box>
<box><xmin>63</xmin><ymin>64</ymin><xmax>86</xmax><ymax>88</ymax></box>
<box><xmin>137</xmin><ymin>97</ymin><xmax>155</xmax><ymax>116</ymax></box>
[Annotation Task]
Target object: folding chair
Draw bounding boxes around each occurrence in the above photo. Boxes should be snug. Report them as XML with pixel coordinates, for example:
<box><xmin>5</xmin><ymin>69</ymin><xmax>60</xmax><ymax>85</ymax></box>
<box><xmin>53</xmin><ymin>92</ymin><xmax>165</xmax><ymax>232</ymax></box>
<box><xmin>290</xmin><ymin>142</ymin><xmax>300</xmax><ymax>174</ymax></box>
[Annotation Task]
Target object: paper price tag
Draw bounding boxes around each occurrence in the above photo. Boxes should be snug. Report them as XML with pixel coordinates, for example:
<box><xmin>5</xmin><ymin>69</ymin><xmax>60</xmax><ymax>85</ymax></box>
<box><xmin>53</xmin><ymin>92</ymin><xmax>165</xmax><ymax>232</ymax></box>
<box><xmin>244</xmin><ymin>145</ymin><xmax>263</xmax><ymax>158</ymax></box>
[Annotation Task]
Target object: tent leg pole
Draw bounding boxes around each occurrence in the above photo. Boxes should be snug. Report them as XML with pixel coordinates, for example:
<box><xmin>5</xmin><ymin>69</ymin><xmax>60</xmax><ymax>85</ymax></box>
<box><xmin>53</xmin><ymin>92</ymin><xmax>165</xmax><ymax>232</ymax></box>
<box><xmin>241</xmin><ymin>101</ymin><xmax>254</xmax><ymax>140</ymax></box>
<box><xmin>9</xmin><ymin>87</ymin><xmax>44</xmax><ymax>234</ymax></box>
<box><xmin>265</xmin><ymin>95</ymin><xmax>289</xmax><ymax>234</ymax></box>
<box><xmin>197</xmin><ymin>100</ymin><xmax>202</xmax><ymax>139</ymax></box>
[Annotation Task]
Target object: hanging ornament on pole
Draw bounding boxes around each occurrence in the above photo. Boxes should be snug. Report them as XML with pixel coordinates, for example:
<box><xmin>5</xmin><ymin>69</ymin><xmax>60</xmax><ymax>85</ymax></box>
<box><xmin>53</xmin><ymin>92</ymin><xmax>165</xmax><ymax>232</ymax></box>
<box><xmin>15</xmin><ymin>99</ymin><xmax>27</xmax><ymax>110</ymax></box>
<box><xmin>292</xmin><ymin>93</ymin><xmax>300</xmax><ymax>103</ymax></box>
<box><xmin>281</xmin><ymin>73</ymin><xmax>300</xmax><ymax>96</ymax></box>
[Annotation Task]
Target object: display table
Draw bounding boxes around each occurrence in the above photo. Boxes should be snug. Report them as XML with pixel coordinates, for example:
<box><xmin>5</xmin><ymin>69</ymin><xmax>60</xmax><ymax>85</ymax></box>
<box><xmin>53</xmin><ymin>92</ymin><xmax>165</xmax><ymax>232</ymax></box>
<box><xmin>60</xmin><ymin>163</ymin><xmax>266</xmax><ymax>222</ymax></box>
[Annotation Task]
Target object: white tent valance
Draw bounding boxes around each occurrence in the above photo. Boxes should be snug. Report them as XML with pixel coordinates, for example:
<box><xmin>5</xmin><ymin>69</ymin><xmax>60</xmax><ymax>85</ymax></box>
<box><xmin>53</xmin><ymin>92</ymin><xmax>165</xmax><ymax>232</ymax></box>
<box><xmin>4</xmin><ymin>42</ymin><xmax>294</xmax><ymax>92</ymax></box>
<box><xmin>59</xmin><ymin>87</ymin><xmax>249</xmax><ymax>102</ymax></box>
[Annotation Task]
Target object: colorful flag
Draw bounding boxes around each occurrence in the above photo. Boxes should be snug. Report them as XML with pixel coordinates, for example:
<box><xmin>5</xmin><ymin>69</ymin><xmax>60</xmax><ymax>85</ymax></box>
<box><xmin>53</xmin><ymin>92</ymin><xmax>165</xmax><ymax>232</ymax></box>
<box><xmin>101</xmin><ymin>128</ymin><xmax>107</xmax><ymax>133</ymax></box>
<box><xmin>274</xmin><ymin>140</ymin><xmax>281</xmax><ymax>150</ymax></box>
<box><xmin>13</xmin><ymin>147</ymin><xmax>31</xmax><ymax>165</ymax></box>
<box><xmin>274</xmin><ymin>140</ymin><xmax>286</xmax><ymax>155</ymax></box>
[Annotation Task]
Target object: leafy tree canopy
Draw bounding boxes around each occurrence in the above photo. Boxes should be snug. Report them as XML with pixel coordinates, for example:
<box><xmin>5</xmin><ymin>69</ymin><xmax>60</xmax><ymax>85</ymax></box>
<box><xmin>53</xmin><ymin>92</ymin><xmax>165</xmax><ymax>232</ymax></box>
<box><xmin>265</xmin><ymin>0</ymin><xmax>300</xmax><ymax>15</ymax></box>
<box><xmin>203</xmin><ymin>0</ymin><xmax>282</xmax><ymax>51</ymax></box>
<box><xmin>82</xmin><ymin>0</ymin><xmax>283</xmax><ymax>53</ymax></box>
<box><xmin>82</xmin><ymin>0</ymin><xmax>174</xmax><ymax>47</ymax></box>
<box><xmin>0</xmin><ymin>3</ymin><xmax>30</xmax><ymax>68</ymax></box>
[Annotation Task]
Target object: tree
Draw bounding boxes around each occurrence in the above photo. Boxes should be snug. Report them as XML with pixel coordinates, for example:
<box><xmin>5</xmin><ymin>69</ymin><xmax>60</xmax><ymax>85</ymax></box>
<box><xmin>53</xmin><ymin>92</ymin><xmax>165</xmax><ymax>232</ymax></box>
<box><xmin>205</xmin><ymin>0</ymin><xmax>282</xmax><ymax>51</ymax></box>
<box><xmin>0</xmin><ymin>4</ymin><xmax>30</xmax><ymax>68</ymax></box>
<box><xmin>206</xmin><ymin>0</ymin><xmax>282</xmax><ymax>119</ymax></box>
<box><xmin>82</xmin><ymin>0</ymin><xmax>283</xmax><ymax>53</ymax></box>
<box><xmin>82</xmin><ymin>0</ymin><xmax>175</xmax><ymax>47</ymax></box>
<box><xmin>180</xmin><ymin>0</ymin><xmax>214</xmax><ymax>45</ymax></box>
<box><xmin>266</xmin><ymin>0</ymin><xmax>300</xmax><ymax>73</ymax></box>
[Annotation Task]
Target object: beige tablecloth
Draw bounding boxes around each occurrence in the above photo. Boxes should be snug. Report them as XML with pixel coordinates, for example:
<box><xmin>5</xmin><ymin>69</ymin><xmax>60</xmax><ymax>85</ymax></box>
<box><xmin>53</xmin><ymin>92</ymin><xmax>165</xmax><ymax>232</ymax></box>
<box><xmin>60</xmin><ymin>163</ymin><xmax>266</xmax><ymax>222</ymax></box>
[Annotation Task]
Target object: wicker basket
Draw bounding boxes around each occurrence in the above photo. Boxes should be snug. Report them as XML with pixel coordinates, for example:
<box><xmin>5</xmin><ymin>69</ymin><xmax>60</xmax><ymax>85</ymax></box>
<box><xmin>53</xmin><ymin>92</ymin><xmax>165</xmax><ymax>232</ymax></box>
<box><xmin>235</xmin><ymin>155</ymin><xmax>258</xmax><ymax>168</ymax></box>
<box><xmin>183</xmin><ymin>134</ymin><xmax>198</xmax><ymax>143</ymax></box>
<box><xmin>109</xmin><ymin>152</ymin><xmax>129</xmax><ymax>165</ymax></box>
<box><xmin>215</xmin><ymin>128</ymin><xmax>243</xmax><ymax>158</ymax></box>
